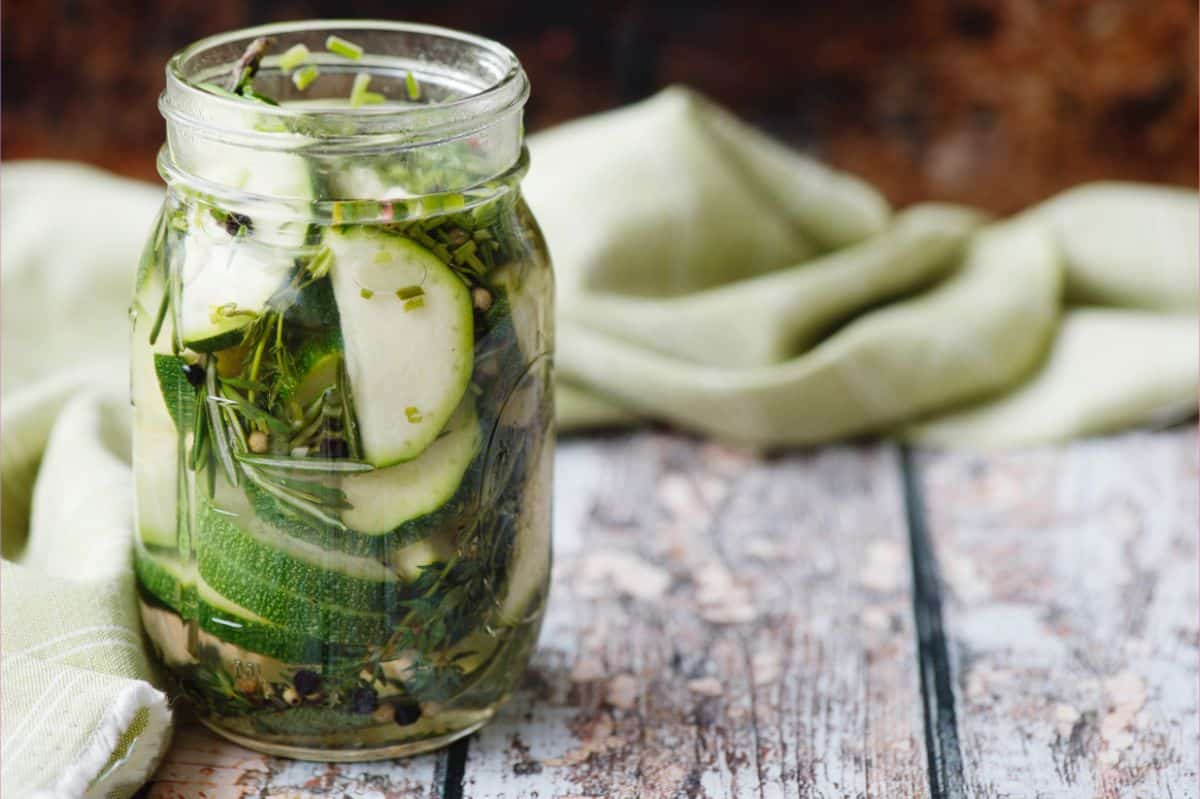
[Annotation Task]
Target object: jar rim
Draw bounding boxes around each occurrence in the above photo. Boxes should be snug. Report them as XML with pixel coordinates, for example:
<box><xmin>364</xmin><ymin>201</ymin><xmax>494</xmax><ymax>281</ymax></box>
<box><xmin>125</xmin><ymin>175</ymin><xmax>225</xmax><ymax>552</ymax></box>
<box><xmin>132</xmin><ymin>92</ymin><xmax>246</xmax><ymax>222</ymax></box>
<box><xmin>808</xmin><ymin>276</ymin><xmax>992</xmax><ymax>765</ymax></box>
<box><xmin>161</xmin><ymin>19</ymin><xmax>529</xmax><ymax>150</ymax></box>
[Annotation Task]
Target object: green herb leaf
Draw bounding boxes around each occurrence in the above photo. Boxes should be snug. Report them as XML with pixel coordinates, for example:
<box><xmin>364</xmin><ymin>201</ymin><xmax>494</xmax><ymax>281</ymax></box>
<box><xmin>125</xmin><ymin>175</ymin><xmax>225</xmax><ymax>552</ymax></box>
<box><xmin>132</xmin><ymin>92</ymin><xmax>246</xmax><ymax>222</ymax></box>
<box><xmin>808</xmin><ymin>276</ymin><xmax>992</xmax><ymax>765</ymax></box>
<box><xmin>235</xmin><ymin>454</ymin><xmax>375</xmax><ymax>473</ymax></box>
<box><xmin>153</xmin><ymin>354</ymin><xmax>197</xmax><ymax>430</ymax></box>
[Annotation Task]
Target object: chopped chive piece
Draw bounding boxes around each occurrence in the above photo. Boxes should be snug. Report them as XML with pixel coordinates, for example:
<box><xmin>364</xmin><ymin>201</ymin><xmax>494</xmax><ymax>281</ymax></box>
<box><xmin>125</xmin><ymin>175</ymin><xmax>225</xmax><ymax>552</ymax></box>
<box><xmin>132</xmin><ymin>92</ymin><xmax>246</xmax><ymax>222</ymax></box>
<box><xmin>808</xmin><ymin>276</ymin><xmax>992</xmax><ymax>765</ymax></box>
<box><xmin>331</xmin><ymin>201</ymin><xmax>346</xmax><ymax>225</ymax></box>
<box><xmin>278</xmin><ymin>43</ymin><xmax>310</xmax><ymax>72</ymax></box>
<box><xmin>197</xmin><ymin>81</ymin><xmax>241</xmax><ymax>100</ymax></box>
<box><xmin>405</xmin><ymin>71</ymin><xmax>421</xmax><ymax>101</ymax></box>
<box><xmin>452</xmin><ymin>240</ymin><xmax>478</xmax><ymax>263</ymax></box>
<box><xmin>360</xmin><ymin>90</ymin><xmax>386</xmax><ymax>105</ymax></box>
<box><xmin>395</xmin><ymin>285</ymin><xmax>424</xmax><ymax>300</ymax></box>
<box><xmin>326</xmin><ymin>35</ymin><xmax>364</xmax><ymax>60</ymax></box>
<box><xmin>306</xmin><ymin>246</ymin><xmax>333</xmax><ymax>279</ymax></box>
<box><xmin>463</xmin><ymin>253</ymin><xmax>487</xmax><ymax>274</ymax></box>
<box><xmin>148</xmin><ymin>289</ymin><xmax>169</xmax><ymax>346</ymax></box>
<box><xmin>404</xmin><ymin>406</ymin><xmax>423</xmax><ymax>423</ymax></box>
<box><xmin>403</xmin><ymin>296</ymin><xmax>425</xmax><ymax>311</ymax></box>
<box><xmin>360</xmin><ymin>288</ymin><xmax>374</xmax><ymax>299</ymax></box>
<box><xmin>349</xmin><ymin>72</ymin><xmax>372</xmax><ymax>107</ymax></box>
<box><xmin>292</xmin><ymin>64</ymin><xmax>319</xmax><ymax>90</ymax></box>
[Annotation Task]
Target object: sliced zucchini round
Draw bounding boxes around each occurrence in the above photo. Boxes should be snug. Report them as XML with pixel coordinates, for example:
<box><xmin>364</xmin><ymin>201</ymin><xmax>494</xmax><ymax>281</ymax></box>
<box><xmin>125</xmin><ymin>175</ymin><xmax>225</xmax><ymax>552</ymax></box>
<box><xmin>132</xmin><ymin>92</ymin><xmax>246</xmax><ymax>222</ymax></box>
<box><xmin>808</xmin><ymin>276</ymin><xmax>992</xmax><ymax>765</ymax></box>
<box><xmin>498</xmin><ymin>424</ymin><xmax>553</xmax><ymax>625</ymax></box>
<box><xmin>197</xmin><ymin>552</ymin><xmax>394</xmax><ymax>645</ymax></box>
<box><xmin>179</xmin><ymin>216</ymin><xmax>295</xmax><ymax>351</ymax></box>
<box><xmin>198</xmin><ymin>490</ymin><xmax>401</xmax><ymax>609</ymax></box>
<box><xmin>131</xmin><ymin>279</ymin><xmax>181</xmax><ymax>551</ymax></box>
<box><xmin>134</xmin><ymin>546</ymin><xmax>361</xmax><ymax>663</ymax></box>
<box><xmin>326</xmin><ymin>227</ymin><xmax>474</xmax><ymax>467</ymax></box>
<box><xmin>341</xmin><ymin>398</ymin><xmax>481</xmax><ymax>535</ymax></box>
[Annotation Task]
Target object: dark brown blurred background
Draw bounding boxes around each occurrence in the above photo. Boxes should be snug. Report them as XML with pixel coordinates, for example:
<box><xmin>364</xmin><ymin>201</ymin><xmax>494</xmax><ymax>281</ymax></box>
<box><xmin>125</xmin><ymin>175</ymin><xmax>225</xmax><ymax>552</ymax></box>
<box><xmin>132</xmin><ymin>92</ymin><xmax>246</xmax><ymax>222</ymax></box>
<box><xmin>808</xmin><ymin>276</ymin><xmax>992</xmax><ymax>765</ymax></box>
<box><xmin>3</xmin><ymin>0</ymin><xmax>1196</xmax><ymax>213</ymax></box>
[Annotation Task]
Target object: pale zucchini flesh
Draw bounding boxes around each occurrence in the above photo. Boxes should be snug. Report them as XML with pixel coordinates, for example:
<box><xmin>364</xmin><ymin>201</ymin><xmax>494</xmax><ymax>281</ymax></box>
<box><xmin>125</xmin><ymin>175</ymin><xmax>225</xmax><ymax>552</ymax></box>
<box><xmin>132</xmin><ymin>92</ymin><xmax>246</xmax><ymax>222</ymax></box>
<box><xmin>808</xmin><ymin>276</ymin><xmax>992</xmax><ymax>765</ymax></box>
<box><xmin>131</xmin><ymin>272</ymin><xmax>182</xmax><ymax>550</ymax></box>
<box><xmin>326</xmin><ymin>227</ymin><xmax>474</xmax><ymax>467</ymax></box>
<box><xmin>341</xmin><ymin>398</ymin><xmax>481</xmax><ymax>535</ymax></box>
<box><xmin>179</xmin><ymin>216</ymin><xmax>295</xmax><ymax>350</ymax></box>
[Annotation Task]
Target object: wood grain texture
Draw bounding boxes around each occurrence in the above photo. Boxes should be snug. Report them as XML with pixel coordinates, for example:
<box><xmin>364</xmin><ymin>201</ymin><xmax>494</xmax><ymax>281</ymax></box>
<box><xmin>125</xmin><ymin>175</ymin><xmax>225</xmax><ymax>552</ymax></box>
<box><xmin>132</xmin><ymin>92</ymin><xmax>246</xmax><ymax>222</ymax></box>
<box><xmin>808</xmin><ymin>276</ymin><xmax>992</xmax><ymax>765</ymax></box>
<box><xmin>917</xmin><ymin>428</ymin><xmax>1199</xmax><ymax>798</ymax></box>
<box><xmin>148</xmin><ymin>720</ymin><xmax>444</xmax><ymax>798</ymax></box>
<box><xmin>460</xmin><ymin>435</ymin><xmax>929</xmax><ymax>798</ymax></box>
<box><xmin>143</xmin><ymin>429</ymin><xmax>1200</xmax><ymax>796</ymax></box>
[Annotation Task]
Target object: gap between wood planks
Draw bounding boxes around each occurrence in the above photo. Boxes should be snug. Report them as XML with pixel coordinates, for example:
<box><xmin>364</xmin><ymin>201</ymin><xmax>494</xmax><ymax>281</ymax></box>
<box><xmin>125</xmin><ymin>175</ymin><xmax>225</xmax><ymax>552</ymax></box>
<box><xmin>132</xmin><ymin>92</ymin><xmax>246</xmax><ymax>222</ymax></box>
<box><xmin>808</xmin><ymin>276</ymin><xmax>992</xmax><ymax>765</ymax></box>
<box><xmin>437</xmin><ymin>446</ymin><xmax>967</xmax><ymax>799</ymax></box>
<box><xmin>442</xmin><ymin>737</ymin><xmax>470</xmax><ymax>799</ymax></box>
<box><xmin>900</xmin><ymin>446</ymin><xmax>967</xmax><ymax>799</ymax></box>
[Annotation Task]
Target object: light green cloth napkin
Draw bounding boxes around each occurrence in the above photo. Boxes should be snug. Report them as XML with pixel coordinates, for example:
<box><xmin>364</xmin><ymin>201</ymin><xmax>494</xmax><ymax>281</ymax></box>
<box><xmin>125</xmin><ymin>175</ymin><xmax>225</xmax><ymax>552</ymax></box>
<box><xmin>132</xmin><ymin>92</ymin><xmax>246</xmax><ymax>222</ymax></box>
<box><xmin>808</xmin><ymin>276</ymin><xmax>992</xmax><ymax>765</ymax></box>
<box><xmin>1</xmin><ymin>87</ymin><xmax>1197</xmax><ymax>795</ymax></box>
<box><xmin>525</xmin><ymin>87</ymin><xmax>1199</xmax><ymax>446</ymax></box>
<box><xmin>2</xmin><ymin>168</ymin><xmax>172</xmax><ymax>798</ymax></box>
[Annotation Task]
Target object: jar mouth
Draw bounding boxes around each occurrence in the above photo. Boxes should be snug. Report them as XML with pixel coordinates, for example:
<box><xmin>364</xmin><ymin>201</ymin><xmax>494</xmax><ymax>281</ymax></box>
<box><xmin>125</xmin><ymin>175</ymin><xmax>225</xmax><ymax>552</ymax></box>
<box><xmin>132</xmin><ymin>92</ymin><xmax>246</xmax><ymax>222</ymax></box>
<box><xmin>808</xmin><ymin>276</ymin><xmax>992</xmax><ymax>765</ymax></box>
<box><xmin>162</xmin><ymin>19</ymin><xmax>528</xmax><ymax>151</ymax></box>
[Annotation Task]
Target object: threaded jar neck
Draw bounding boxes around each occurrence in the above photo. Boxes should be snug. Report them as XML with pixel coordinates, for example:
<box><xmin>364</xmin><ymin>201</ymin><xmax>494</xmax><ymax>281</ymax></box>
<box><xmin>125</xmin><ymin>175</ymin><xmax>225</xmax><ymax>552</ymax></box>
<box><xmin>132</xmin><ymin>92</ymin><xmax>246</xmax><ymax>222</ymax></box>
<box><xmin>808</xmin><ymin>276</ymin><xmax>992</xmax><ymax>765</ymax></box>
<box><xmin>159</xmin><ymin>20</ymin><xmax>529</xmax><ymax>205</ymax></box>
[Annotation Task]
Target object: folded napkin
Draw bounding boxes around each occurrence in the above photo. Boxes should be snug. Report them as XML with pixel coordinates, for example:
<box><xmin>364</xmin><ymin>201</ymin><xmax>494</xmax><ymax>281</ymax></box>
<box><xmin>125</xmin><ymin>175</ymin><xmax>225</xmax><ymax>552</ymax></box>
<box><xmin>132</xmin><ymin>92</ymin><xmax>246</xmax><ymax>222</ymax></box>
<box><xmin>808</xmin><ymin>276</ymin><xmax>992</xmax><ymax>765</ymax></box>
<box><xmin>525</xmin><ymin>87</ymin><xmax>1199</xmax><ymax>447</ymax></box>
<box><xmin>1</xmin><ymin>88</ymin><xmax>1197</xmax><ymax>795</ymax></box>
<box><xmin>2</xmin><ymin>168</ymin><xmax>172</xmax><ymax>798</ymax></box>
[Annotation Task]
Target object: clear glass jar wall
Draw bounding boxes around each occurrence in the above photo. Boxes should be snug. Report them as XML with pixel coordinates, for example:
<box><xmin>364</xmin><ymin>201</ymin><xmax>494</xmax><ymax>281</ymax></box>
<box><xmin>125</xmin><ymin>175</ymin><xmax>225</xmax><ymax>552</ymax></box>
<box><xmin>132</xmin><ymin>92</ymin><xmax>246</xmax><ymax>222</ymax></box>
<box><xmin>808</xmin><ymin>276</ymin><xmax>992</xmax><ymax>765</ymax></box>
<box><xmin>131</xmin><ymin>21</ymin><xmax>553</xmax><ymax>760</ymax></box>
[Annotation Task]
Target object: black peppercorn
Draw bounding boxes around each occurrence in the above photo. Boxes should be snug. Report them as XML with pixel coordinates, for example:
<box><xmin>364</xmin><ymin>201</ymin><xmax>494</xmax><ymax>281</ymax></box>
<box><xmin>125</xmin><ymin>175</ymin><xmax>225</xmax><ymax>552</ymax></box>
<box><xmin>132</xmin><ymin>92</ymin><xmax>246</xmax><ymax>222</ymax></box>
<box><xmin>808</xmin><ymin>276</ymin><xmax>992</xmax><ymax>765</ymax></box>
<box><xmin>292</xmin><ymin>669</ymin><xmax>321</xmax><ymax>695</ymax></box>
<box><xmin>392</xmin><ymin>702</ymin><xmax>421</xmax><ymax>726</ymax></box>
<box><xmin>224</xmin><ymin>211</ymin><xmax>254</xmax><ymax>236</ymax></box>
<box><xmin>182</xmin><ymin>363</ymin><xmax>205</xmax><ymax>387</ymax></box>
<box><xmin>350</xmin><ymin>686</ymin><xmax>379</xmax><ymax>714</ymax></box>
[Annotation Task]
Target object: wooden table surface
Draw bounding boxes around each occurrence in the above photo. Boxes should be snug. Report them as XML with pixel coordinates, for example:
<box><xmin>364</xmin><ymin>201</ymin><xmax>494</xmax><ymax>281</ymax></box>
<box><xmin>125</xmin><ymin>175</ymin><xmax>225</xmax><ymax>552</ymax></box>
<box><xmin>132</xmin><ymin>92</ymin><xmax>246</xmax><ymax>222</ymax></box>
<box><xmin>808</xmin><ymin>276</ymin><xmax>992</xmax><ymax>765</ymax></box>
<box><xmin>144</xmin><ymin>427</ymin><xmax>1198</xmax><ymax>798</ymax></box>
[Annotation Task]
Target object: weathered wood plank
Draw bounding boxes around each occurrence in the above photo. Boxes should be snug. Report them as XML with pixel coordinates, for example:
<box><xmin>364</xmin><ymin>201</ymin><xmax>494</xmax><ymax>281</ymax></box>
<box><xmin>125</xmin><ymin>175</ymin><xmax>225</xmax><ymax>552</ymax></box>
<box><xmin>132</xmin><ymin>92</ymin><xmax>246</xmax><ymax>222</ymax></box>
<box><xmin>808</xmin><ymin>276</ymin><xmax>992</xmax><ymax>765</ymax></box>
<box><xmin>147</xmin><ymin>720</ymin><xmax>445</xmax><ymax>798</ymax></box>
<box><xmin>460</xmin><ymin>434</ymin><xmax>930</xmax><ymax>798</ymax></box>
<box><xmin>917</xmin><ymin>428</ymin><xmax>1199</xmax><ymax>798</ymax></box>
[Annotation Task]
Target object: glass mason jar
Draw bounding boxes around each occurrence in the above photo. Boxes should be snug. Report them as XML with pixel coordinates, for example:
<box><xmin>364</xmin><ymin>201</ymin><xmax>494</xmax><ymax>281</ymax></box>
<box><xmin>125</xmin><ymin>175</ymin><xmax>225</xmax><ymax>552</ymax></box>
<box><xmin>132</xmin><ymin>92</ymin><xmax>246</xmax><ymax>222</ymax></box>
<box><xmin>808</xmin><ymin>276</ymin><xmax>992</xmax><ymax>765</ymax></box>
<box><xmin>130</xmin><ymin>20</ymin><xmax>553</xmax><ymax>760</ymax></box>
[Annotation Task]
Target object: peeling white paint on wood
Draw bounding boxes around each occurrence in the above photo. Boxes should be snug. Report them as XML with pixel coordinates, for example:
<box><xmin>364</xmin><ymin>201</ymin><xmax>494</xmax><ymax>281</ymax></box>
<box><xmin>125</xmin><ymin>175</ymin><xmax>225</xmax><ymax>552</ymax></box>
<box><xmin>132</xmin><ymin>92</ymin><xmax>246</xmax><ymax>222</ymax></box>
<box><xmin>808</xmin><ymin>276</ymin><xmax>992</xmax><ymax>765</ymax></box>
<box><xmin>460</xmin><ymin>435</ymin><xmax>929</xmax><ymax>798</ymax></box>
<box><xmin>919</xmin><ymin>428</ymin><xmax>1199</xmax><ymax>799</ymax></box>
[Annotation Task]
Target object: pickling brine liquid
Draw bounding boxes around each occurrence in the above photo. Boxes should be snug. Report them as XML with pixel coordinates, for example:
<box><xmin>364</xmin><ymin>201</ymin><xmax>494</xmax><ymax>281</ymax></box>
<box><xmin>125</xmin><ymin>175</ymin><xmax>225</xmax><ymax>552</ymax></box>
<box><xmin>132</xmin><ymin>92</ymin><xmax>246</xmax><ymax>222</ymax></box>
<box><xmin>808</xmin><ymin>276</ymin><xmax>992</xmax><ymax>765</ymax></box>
<box><xmin>132</xmin><ymin>185</ymin><xmax>553</xmax><ymax>758</ymax></box>
<box><xmin>133</xmin><ymin>21</ymin><xmax>553</xmax><ymax>758</ymax></box>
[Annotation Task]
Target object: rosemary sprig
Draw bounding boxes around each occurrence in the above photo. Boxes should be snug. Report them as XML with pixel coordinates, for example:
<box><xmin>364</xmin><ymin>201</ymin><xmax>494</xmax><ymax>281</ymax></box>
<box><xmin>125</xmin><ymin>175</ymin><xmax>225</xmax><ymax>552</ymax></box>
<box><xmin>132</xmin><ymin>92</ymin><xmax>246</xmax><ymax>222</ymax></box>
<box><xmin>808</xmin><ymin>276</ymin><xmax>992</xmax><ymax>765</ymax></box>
<box><xmin>148</xmin><ymin>289</ymin><xmax>169</xmax><ymax>346</ymax></box>
<box><xmin>228</xmin><ymin>36</ymin><xmax>275</xmax><ymax>94</ymax></box>
<box><xmin>240</xmin><ymin>463</ymin><xmax>348</xmax><ymax>531</ymax></box>
<box><xmin>218</xmin><ymin>384</ymin><xmax>291</xmax><ymax>434</ymax></box>
<box><xmin>206</xmin><ymin>359</ymin><xmax>239</xmax><ymax>486</ymax></box>
<box><xmin>234</xmin><ymin>454</ymin><xmax>374</xmax><ymax>473</ymax></box>
<box><xmin>188</xmin><ymin>386</ymin><xmax>209</xmax><ymax>470</ymax></box>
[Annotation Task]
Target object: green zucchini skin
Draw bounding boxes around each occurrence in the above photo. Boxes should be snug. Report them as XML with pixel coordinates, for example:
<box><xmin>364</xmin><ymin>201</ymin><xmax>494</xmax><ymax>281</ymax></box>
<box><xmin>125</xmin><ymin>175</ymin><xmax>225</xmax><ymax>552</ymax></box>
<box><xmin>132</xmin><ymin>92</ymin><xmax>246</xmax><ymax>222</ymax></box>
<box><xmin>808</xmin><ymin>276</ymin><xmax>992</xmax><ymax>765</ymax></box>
<box><xmin>196</xmin><ymin>496</ymin><xmax>404</xmax><ymax>611</ymax></box>
<box><xmin>196</xmin><ymin>552</ymin><xmax>395</xmax><ymax>645</ymax></box>
<box><xmin>135</xmin><ymin>545</ymin><xmax>365</xmax><ymax>663</ymax></box>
